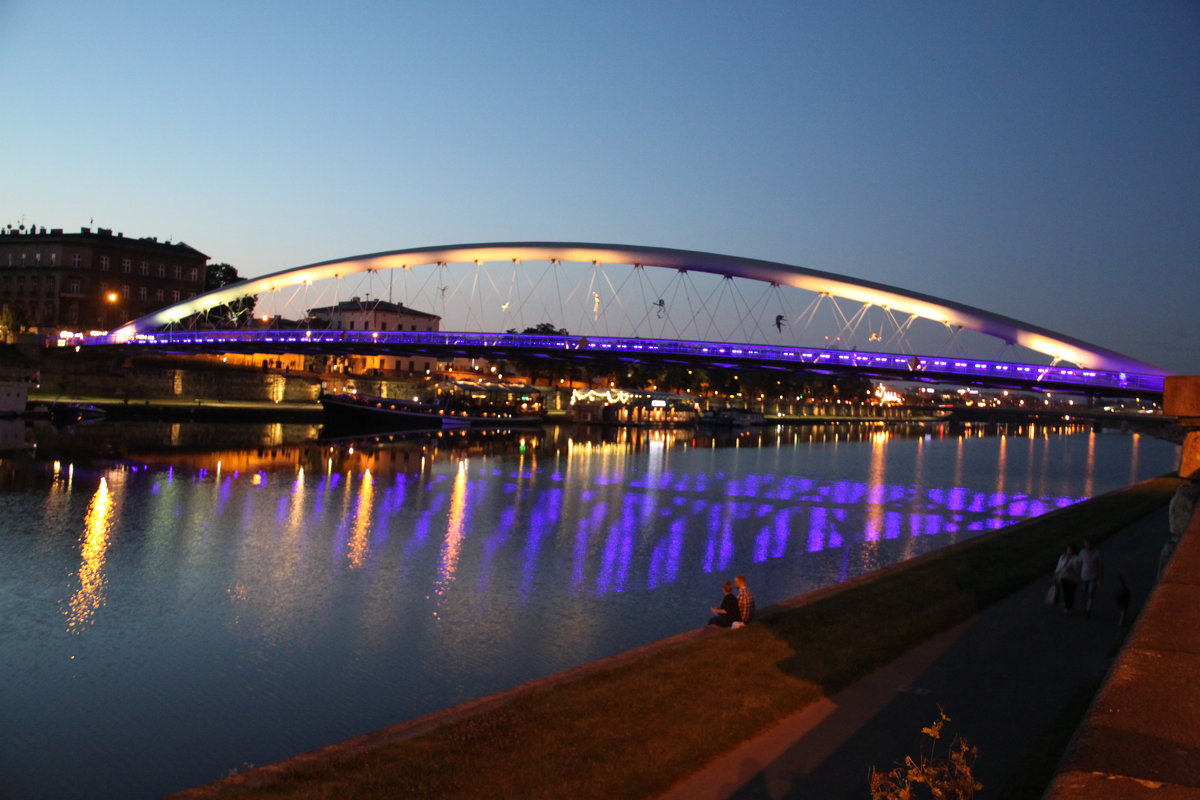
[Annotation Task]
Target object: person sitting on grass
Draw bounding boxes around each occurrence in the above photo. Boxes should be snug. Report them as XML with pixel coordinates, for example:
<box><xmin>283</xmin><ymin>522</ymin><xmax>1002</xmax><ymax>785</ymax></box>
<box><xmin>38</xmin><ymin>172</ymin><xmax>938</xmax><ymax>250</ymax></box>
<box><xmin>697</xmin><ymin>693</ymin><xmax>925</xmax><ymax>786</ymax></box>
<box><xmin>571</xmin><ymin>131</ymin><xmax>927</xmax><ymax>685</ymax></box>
<box><xmin>734</xmin><ymin>574</ymin><xmax>756</xmax><ymax>628</ymax></box>
<box><xmin>707</xmin><ymin>581</ymin><xmax>741</xmax><ymax>627</ymax></box>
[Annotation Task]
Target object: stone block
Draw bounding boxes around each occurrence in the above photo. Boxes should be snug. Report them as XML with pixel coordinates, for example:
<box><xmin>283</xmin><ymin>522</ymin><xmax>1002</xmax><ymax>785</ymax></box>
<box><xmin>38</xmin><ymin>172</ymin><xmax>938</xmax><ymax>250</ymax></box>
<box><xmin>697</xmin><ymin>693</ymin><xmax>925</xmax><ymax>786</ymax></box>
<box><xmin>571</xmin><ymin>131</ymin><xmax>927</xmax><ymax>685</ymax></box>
<box><xmin>1060</xmin><ymin>647</ymin><xmax>1200</xmax><ymax>788</ymax></box>
<box><xmin>1165</xmin><ymin>376</ymin><xmax>1200</xmax><ymax>422</ymax></box>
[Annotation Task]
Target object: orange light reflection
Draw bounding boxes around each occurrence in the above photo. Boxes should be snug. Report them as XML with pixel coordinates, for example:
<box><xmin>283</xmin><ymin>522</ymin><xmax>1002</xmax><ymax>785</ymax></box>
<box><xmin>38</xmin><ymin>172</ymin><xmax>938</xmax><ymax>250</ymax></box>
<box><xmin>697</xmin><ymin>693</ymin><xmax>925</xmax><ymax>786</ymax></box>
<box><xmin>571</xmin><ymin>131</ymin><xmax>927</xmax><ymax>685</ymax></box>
<box><xmin>66</xmin><ymin>477</ymin><xmax>116</xmax><ymax>632</ymax></box>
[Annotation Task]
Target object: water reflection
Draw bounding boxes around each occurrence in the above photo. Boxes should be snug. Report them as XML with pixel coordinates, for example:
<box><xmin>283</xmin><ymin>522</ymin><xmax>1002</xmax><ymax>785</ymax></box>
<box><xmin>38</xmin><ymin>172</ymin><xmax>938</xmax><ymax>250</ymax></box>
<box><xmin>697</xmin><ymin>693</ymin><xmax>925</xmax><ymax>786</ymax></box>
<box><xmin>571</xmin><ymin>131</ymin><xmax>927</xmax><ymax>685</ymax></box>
<box><xmin>346</xmin><ymin>469</ymin><xmax>375</xmax><ymax>569</ymax></box>
<box><xmin>438</xmin><ymin>462</ymin><xmax>469</xmax><ymax>590</ymax></box>
<box><xmin>10</xmin><ymin>422</ymin><xmax>1162</xmax><ymax>603</ymax></box>
<box><xmin>65</xmin><ymin>476</ymin><xmax>115</xmax><ymax>632</ymax></box>
<box><xmin>112</xmin><ymin>427</ymin><xmax>1096</xmax><ymax>594</ymax></box>
<box><xmin>0</xmin><ymin>419</ymin><xmax>1180</xmax><ymax>800</ymax></box>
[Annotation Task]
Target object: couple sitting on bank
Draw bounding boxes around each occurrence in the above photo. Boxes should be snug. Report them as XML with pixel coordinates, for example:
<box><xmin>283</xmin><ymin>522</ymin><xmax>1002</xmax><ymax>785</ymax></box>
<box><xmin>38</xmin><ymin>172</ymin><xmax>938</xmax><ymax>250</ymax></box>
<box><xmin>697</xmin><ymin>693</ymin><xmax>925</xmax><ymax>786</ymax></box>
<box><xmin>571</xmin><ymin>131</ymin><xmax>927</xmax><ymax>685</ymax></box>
<box><xmin>708</xmin><ymin>575</ymin><xmax>756</xmax><ymax>628</ymax></box>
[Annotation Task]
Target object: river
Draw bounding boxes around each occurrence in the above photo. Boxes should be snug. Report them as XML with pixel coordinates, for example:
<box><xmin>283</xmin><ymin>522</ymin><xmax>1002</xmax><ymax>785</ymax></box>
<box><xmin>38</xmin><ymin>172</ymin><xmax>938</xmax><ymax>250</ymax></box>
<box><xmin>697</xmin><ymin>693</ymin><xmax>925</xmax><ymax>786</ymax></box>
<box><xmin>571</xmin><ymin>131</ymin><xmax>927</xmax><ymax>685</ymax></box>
<box><xmin>0</xmin><ymin>419</ymin><xmax>1179</xmax><ymax>799</ymax></box>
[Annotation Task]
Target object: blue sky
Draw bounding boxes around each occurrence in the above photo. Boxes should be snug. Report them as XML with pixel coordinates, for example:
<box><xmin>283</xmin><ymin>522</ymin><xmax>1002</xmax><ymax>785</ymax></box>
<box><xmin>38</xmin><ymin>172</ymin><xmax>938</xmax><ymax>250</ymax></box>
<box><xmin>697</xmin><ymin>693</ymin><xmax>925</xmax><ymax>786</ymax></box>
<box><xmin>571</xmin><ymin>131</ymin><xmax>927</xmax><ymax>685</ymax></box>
<box><xmin>3</xmin><ymin>1</ymin><xmax>1197</xmax><ymax>372</ymax></box>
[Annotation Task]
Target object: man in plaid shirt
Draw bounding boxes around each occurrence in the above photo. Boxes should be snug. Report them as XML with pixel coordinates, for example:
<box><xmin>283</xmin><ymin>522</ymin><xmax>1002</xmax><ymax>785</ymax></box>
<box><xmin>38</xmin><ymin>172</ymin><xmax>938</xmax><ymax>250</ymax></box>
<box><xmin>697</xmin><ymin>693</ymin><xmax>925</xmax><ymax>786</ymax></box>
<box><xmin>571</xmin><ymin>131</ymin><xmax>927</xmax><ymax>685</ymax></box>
<box><xmin>736</xmin><ymin>574</ymin><xmax>755</xmax><ymax>624</ymax></box>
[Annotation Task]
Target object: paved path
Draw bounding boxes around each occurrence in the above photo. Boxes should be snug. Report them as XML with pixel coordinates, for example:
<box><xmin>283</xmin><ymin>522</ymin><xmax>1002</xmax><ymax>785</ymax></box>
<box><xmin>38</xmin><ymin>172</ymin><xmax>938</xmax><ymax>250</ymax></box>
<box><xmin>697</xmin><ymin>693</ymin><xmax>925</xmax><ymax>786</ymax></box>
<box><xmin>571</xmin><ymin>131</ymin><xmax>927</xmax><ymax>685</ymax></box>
<box><xmin>660</xmin><ymin>507</ymin><xmax>1170</xmax><ymax>800</ymax></box>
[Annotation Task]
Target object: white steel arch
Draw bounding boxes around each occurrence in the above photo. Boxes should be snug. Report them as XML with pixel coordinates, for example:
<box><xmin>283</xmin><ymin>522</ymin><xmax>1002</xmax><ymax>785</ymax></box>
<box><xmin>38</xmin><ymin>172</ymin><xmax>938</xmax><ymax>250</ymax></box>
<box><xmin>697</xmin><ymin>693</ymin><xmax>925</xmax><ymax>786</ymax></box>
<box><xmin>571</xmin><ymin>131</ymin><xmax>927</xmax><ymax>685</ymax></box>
<box><xmin>109</xmin><ymin>242</ymin><xmax>1167</xmax><ymax>375</ymax></box>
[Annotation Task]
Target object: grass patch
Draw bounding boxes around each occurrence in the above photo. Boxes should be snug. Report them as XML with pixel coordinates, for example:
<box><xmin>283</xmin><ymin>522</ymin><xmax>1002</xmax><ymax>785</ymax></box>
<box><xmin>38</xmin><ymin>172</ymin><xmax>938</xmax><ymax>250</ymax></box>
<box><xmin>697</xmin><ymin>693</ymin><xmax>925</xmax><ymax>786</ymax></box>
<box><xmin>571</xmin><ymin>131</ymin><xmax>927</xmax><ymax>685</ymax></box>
<box><xmin>173</xmin><ymin>476</ymin><xmax>1183</xmax><ymax>800</ymax></box>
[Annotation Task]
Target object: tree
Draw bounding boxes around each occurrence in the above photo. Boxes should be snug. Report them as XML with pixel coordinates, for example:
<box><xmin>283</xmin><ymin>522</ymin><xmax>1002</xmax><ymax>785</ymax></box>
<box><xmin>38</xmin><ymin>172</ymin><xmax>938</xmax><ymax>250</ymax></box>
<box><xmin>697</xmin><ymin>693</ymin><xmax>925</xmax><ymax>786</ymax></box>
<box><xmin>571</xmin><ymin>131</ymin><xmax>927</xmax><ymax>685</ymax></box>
<box><xmin>201</xmin><ymin>262</ymin><xmax>257</xmax><ymax>328</ymax></box>
<box><xmin>504</xmin><ymin>323</ymin><xmax>570</xmax><ymax>385</ymax></box>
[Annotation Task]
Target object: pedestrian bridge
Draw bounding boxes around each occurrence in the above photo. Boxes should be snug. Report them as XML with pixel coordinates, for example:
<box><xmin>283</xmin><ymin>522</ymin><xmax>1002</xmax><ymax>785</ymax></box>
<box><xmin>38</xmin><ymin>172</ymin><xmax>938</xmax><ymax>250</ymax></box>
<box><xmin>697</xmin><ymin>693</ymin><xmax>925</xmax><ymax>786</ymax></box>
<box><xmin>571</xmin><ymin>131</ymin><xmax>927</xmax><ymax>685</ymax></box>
<box><xmin>77</xmin><ymin>242</ymin><xmax>1172</xmax><ymax>396</ymax></box>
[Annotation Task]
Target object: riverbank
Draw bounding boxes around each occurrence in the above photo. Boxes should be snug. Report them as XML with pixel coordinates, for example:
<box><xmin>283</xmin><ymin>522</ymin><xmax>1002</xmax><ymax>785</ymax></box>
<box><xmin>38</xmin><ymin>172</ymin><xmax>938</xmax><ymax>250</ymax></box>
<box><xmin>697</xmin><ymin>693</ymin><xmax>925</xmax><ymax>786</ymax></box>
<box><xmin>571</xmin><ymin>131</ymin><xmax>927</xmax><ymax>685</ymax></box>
<box><xmin>24</xmin><ymin>392</ymin><xmax>1179</xmax><ymax>437</ymax></box>
<box><xmin>27</xmin><ymin>392</ymin><xmax>325</xmax><ymax>423</ymax></box>
<box><xmin>167</xmin><ymin>475</ymin><xmax>1185</xmax><ymax>800</ymax></box>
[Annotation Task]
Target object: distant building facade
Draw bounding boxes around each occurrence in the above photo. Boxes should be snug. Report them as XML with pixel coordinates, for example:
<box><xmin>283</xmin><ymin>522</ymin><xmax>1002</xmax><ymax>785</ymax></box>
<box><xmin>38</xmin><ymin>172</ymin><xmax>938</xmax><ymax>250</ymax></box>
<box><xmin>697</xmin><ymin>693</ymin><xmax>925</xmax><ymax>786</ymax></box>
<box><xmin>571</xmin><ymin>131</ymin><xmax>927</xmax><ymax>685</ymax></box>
<box><xmin>0</xmin><ymin>226</ymin><xmax>208</xmax><ymax>335</ymax></box>
<box><xmin>307</xmin><ymin>297</ymin><xmax>442</xmax><ymax>375</ymax></box>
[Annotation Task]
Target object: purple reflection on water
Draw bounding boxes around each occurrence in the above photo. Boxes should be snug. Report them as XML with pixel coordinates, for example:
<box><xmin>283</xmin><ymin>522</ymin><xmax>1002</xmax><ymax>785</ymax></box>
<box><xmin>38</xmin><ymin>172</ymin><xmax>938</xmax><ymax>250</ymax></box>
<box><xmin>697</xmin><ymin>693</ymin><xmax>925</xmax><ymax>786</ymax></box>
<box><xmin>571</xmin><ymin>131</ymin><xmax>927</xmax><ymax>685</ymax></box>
<box><xmin>647</xmin><ymin>519</ymin><xmax>685</xmax><ymax>588</ymax></box>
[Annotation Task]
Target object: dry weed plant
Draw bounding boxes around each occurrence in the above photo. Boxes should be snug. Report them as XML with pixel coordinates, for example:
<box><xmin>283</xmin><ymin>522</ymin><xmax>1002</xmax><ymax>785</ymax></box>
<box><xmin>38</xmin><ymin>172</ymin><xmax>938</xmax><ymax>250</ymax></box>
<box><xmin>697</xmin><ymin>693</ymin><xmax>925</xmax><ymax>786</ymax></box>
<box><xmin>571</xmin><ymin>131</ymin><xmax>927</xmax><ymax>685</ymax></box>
<box><xmin>868</xmin><ymin>708</ymin><xmax>981</xmax><ymax>799</ymax></box>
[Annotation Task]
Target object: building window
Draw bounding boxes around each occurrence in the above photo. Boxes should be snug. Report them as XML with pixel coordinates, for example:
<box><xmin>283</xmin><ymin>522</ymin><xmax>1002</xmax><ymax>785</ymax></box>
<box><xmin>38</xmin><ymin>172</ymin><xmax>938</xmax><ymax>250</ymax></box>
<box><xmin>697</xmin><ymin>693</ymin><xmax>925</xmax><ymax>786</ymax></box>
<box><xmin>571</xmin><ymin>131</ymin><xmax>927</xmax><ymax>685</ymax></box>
<box><xmin>137</xmin><ymin>286</ymin><xmax>147</xmax><ymax>300</ymax></box>
<box><xmin>139</xmin><ymin>262</ymin><xmax>149</xmax><ymax>276</ymax></box>
<box><xmin>155</xmin><ymin>289</ymin><xmax>164</xmax><ymax>302</ymax></box>
<box><xmin>171</xmin><ymin>290</ymin><xmax>180</xmax><ymax>302</ymax></box>
<box><xmin>71</xmin><ymin>253</ymin><xmax>81</xmax><ymax>268</ymax></box>
<box><xmin>121</xmin><ymin>284</ymin><xmax>131</xmax><ymax>299</ymax></box>
<box><xmin>189</xmin><ymin>267</ymin><xmax>200</xmax><ymax>282</ymax></box>
<box><xmin>173</xmin><ymin>265</ymin><xmax>182</xmax><ymax>279</ymax></box>
<box><xmin>68</xmin><ymin>278</ymin><xmax>82</xmax><ymax>294</ymax></box>
<box><xmin>100</xmin><ymin>256</ymin><xmax>110</xmax><ymax>271</ymax></box>
<box><xmin>121</xmin><ymin>259</ymin><xmax>131</xmax><ymax>273</ymax></box>
<box><xmin>156</xmin><ymin>263</ymin><xmax>165</xmax><ymax>278</ymax></box>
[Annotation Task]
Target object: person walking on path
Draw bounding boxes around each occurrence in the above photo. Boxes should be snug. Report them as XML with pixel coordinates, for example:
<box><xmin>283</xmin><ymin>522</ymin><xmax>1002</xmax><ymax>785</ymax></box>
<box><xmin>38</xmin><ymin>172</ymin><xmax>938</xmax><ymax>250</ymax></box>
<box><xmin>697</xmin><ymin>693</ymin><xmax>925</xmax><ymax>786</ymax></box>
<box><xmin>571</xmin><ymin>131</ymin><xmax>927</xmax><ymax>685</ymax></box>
<box><xmin>1054</xmin><ymin>544</ymin><xmax>1081</xmax><ymax>613</ymax></box>
<box><xmin>735</xmin><ymin>575</ymin><xmax>756</xmax><ymax>627</ymax></box>
<box><xmin>1078</xmin><ymin>538</ymin><xmax>1103</xmax><ymax>619</ymax></box>
<box><xmin>708</xmin><ymin>581</ymin><xmax>741</xmax><ymax>627</ymax></box>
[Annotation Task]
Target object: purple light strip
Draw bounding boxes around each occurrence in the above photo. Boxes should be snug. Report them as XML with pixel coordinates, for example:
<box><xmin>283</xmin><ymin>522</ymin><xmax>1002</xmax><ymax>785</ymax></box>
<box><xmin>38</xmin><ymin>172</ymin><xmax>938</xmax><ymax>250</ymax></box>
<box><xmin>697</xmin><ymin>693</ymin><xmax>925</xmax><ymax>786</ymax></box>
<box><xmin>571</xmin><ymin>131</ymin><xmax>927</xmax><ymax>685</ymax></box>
<box><xmin>102</xmin><ymin>330</ymin><xmax>1168</xmax><ymax>393</ymax></box>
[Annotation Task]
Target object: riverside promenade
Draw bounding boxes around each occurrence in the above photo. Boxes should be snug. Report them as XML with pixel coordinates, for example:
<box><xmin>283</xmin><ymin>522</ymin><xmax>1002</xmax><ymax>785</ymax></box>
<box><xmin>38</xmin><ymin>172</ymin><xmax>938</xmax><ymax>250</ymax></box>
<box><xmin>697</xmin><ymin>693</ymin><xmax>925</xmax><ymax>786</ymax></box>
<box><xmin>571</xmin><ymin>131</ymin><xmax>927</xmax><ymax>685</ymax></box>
<box><xmin>659</xmin><ymin>497</ymin><xmax>1200</xmax><ymax>800</ymax></box>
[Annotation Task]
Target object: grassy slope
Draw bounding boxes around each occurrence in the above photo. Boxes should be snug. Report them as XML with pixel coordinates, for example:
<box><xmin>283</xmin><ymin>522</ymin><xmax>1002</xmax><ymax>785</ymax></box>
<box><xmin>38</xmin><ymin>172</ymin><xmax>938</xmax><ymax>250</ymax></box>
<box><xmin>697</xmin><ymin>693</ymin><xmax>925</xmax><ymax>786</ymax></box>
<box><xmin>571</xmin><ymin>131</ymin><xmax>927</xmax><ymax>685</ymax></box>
<box><xmin>174</xmin><ymin>476</ymin><xmax>1183</xmax><ymax>800</ymax></box>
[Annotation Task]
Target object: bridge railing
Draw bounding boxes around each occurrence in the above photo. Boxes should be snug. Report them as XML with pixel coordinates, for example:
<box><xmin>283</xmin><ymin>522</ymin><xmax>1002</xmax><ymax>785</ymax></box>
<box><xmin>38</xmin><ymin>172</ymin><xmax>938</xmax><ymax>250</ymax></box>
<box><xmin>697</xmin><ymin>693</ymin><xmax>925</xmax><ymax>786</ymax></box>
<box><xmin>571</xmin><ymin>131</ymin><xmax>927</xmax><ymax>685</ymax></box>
<box><xmin>83</xmin><ymin>329</ymin><xmax>1167</xmax><ymax>396</ymax></box>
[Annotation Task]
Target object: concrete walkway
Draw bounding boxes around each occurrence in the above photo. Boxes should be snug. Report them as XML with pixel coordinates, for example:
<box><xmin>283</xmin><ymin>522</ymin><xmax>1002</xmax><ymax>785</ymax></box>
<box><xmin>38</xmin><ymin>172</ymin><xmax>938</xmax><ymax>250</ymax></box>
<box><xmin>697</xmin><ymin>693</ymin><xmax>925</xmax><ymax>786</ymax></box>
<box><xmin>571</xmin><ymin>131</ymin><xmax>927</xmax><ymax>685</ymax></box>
<box><xmin>659</xmin><ymin>507</ymin><xmax>1174</xmax><ymax>800</ymax></box>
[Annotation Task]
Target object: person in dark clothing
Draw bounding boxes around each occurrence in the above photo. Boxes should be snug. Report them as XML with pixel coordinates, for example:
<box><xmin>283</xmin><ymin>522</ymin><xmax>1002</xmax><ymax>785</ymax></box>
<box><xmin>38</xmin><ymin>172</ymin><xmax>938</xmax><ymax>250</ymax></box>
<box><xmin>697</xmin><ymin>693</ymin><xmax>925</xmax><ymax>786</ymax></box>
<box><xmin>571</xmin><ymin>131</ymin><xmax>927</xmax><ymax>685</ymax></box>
<box><xmin>708</xmin><ymin>581</ymin><xmax>741</xmax><ymax>627</ymax></box>
<box><xmin>1055</xmin><ymin>543</ymin><xmax>1081</xmax><ymax>613</ymax></box>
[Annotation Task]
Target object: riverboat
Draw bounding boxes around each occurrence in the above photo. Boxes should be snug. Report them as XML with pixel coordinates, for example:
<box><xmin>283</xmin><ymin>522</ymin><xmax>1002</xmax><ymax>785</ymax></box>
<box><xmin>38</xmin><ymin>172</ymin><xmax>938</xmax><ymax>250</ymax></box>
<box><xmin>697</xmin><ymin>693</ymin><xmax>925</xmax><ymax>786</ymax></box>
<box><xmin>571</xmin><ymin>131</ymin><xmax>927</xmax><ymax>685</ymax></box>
<box><xmin>23</xmin><ymin>399</ymin><xmax>107</xmax><ymax>425</ymax></box>
<box><xmin>320</xmin><ymin>381</ymin><xmax>543</xmax><ymax>434</ymax></box>
<box><xmin>699</xmin><ymin>408</ymin><xmax>766</xmax><ymax>427</ymax></box>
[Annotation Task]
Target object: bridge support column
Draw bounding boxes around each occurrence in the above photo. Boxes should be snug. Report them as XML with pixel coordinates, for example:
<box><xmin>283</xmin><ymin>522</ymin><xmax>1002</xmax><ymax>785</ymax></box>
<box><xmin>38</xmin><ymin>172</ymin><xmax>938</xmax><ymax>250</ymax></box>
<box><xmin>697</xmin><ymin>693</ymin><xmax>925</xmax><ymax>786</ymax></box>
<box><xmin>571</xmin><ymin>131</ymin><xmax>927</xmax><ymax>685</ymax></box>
<box><xmin>1165</xmin><ymin>376</ymin><xmax>1200</xmax><ymax>480</ymax></box>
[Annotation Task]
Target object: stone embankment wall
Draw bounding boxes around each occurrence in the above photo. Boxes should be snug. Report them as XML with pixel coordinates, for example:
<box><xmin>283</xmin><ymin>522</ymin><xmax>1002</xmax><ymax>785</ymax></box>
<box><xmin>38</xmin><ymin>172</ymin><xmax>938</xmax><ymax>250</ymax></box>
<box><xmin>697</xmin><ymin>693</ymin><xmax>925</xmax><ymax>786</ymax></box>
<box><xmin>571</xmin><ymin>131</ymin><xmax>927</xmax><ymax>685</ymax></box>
<box><xmin>3</xmin><ymin>349</ymin><xmax>325</xmax><ymax>404</ymax></box>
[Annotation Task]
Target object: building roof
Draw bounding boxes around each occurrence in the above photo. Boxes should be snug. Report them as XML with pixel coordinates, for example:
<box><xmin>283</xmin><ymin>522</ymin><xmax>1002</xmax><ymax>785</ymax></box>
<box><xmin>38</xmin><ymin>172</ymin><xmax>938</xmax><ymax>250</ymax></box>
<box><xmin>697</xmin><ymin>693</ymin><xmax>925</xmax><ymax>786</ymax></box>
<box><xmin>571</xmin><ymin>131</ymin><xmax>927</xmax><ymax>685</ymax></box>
<box><xmin>0</xmin><ymin>226</ymin><xmax>209</xmax><ymax>259</ymax></box>
<box><xmin>308</xmin><ymin>297</ymin><xmax>440</xmax><ymax>319</ymax></box>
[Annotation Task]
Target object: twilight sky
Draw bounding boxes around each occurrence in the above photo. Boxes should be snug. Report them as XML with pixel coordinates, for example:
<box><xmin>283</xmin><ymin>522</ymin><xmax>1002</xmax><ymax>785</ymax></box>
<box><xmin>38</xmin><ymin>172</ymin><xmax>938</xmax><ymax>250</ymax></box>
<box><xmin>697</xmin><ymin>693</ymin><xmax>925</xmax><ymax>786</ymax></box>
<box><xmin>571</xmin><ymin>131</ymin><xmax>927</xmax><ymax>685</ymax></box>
<box><xmin>3</xmin><ymin>1</ymin><xmax>1197</xmax><ymax>372</ymax></box>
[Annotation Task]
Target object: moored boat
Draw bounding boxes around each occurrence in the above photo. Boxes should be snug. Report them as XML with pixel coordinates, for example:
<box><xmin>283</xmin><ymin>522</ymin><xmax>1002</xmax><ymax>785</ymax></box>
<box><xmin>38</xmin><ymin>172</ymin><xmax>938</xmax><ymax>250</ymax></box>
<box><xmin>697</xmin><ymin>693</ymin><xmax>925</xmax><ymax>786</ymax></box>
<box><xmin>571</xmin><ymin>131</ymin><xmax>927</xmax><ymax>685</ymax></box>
<box><xmin>320</xmin><ymin>382</ymin><xmax>543</xmax><ymax>434</ymax></box>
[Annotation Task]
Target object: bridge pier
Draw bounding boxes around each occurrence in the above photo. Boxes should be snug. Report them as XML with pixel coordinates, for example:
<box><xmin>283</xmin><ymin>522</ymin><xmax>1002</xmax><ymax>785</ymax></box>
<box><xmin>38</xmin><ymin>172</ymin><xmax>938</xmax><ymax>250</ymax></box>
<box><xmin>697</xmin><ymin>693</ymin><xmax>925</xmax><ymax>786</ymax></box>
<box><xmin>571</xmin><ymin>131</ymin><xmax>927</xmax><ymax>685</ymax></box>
<box><xmin>1165</xmin><ymin>376</ymin><xmax>1200</xmax><ymax>479</ymax></box>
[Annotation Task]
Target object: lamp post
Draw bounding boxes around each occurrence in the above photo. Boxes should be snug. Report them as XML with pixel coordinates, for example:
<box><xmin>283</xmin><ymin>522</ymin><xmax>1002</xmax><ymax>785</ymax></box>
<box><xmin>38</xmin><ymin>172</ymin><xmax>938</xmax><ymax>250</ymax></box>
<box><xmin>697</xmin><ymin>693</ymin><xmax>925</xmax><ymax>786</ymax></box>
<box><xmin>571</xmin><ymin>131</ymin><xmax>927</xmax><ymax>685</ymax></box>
<box><xmin>103</xmin><ymin>291</ymin><xmax>119</xmax><ymax>331</ymax></box>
